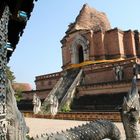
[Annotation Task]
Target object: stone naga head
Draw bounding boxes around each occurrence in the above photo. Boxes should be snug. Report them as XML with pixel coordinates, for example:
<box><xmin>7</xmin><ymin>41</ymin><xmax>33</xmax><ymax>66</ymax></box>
<box><xmin>122</xmin><ymin>76</ymin><xmax>140</xmax><ymax>122</ymax></box>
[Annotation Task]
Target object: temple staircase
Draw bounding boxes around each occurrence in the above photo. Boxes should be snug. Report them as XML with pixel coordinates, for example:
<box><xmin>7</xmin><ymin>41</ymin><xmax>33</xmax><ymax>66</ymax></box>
<box><xmin>42</xmin><ymin>68</ymin><xmax>83</xmax><ymax>113</ymax></box>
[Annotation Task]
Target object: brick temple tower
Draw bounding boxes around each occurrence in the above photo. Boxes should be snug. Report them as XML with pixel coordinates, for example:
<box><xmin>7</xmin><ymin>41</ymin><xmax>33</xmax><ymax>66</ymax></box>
<box><xmin>20</xmin><ymin>4</ymin><xmax>140</xmax><ymax>112</ymax></box>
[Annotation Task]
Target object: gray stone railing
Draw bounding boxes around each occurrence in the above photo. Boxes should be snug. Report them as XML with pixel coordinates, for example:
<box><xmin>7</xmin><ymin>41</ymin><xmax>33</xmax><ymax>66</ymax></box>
<box><xmin>41</xmin><ymin>69</ymin><xmax>81</xmax><ymax>114</ymax></box>
<box><xmin>59</xmin><ymin>69</ymin><xmax>83</xmax><ymax>111</ymax></box>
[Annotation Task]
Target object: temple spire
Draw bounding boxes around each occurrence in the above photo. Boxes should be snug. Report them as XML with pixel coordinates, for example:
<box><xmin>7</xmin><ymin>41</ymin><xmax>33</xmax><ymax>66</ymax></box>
<box><xmin>66</xmin><ymin>3</ymin><xmax>111</xmax><ymax>34</ymax></box>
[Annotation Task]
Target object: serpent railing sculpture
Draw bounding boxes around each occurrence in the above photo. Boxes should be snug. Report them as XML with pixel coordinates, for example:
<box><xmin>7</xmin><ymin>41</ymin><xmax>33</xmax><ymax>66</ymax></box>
<box><xmin>121</xmin><ymin>76</ymin><xmax>140</xmax><ymax>140</ymax></box>
<box><xmin>33</xmin><ymin>120</ymin><xmax>121</xmax><ymax>140</ymax></box>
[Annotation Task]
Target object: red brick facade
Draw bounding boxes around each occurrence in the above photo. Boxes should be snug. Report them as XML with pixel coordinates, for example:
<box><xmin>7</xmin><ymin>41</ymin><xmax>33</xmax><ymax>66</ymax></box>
<box><xmin>32</xmin><ymin>4</ymin><xmax>140</xmax><ymax>100</ymax></box>
<box><xmin>61</xmin><ymin>28</ymin><xmax>139</xmax><ymax>69</ymax></box>
<box><xmin>20</xmin><ymin>4</ymin><xmax>140</xmax><ymax>112</ymax></box>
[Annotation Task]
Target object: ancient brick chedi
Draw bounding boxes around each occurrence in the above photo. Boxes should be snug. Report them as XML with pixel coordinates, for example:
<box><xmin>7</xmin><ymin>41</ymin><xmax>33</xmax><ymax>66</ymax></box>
<box><xmin>21</xmin><ymin>4</ymin><xmax>140</xmax><ymax>113</ymax></box>
<box><xmin>66</xmin><ymin>4</ymin><xmax>111</xmax><ymax>34</ymax></box>
<box><xmin>61</xmin><ymin>4</ymin><xmax>138</xmax><ymax>69</ymax></box>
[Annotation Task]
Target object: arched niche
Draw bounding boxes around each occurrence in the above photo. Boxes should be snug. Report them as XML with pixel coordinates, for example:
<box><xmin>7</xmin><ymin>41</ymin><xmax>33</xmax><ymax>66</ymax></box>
<box><xmin>71</xmin><ymin>35</ymin><xmax>89</xmax><ymax>64</ymax></box>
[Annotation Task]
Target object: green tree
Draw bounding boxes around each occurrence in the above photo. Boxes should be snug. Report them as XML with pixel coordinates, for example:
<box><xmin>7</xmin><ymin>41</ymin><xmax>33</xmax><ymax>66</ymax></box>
<box><xmin>6</xmin><ymin>66</ymin><xmax>23</xmax><ymax>101</ymax></box>
<box><xmin>14</xmin><ymin>87</ymin><xmax>24</xmax><ymax>102</ymax></box>
<box><xmin>6</xmin><ymin>66</ymin><xmax>15</xmax><ymax>83</ymax></box>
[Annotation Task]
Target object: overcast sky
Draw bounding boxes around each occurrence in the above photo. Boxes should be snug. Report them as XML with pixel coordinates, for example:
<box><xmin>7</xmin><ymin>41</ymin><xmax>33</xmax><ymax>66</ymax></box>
<box><xmin>8</xmin><ymin>0</ymin><xmax>140</xmax><ymax>89</ymax></box>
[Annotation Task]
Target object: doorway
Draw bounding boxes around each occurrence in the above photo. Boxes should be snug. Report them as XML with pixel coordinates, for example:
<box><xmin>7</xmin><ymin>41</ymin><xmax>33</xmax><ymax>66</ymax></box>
<box><xmin>78</xmin><ymin>45</ymin><xmax>84</xmax><ymax>63</ymax></box>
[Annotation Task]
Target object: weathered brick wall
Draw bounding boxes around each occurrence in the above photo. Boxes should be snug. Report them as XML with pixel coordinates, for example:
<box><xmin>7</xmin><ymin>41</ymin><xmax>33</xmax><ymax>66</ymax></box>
<box><xmin>35</xmin><ymin>72</ymin><xmax>61</xmax><ymax>90</ymax></box>
<box><xmin>22</xmin><ymin>89</ymin><xmax>51</xmax><ymax>102</ymax></box>
<box><xmin>83</xmin><ymin>68</ymin><xmax>115</xmax><ymax>84</ymax></box>
<box><xmin>135</xmin><ymin>32</ymin><xmax>140</xmax><ymax>56</ymax></box>
<box><xmin>36</xmin><ymin>78</ymin><xmax>58</xmax><ymax>90</ymax></box>
<box><xmin>123</xmin><ymin>66</ymin><xmax>133</xmax><ymax>80</ymax></box>
<box><xmin>91</xmin><ymin>31</ymin><xmax>105</xmax><ymax>60</ymax></box>
<box><xmin>61</xmin><ymin>40</ymin><xmax>71</xmax><ymax>68</ymax></box>
<box><xmin>82</xmin><ymin>61</ymin><xmax>134</xmax><ymax>85</ymax></box>
<box><xmin>123</xmin><ymin>30</ymin><xmax>136</xmax><ymax>57</ymax></box>
<box><xmin>61</xmin><ymin>28</ymin><xmax>140</xmax><ymax>69</ymax></box>
<box><xmin>104</xmin><ymin>28</ymin><xmax>123</xmax><ymax>58</ymax></box>
<box><xmin>118</xmin><ymin>31</ymin><xmax>125</xmax><ymax>57</ymax></box>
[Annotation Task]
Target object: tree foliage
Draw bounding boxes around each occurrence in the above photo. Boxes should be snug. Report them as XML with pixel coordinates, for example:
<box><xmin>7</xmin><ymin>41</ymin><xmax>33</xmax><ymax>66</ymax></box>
<box><xmin>14</xmin><ymin>87</ymin><xmax>23</xmax><ymax>102</ymax></box>
<box><xmin>6</xmin><ymin>66</ymin><xmax>23</xmax><ymax>101</ymax></box>
<box><xmin>6</xmin><ymin>66</ymin><xmax>15</xmax><ymax>83</ymax></box>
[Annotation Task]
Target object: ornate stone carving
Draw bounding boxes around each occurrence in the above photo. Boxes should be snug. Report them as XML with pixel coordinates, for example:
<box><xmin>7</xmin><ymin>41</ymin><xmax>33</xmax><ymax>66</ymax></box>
<box><xmin>46</xmin><ymin>95</ymin><xmax>58</xmax><ymax>116</ymax></box>
<box><xmin>6</xmin><ymin>80</ymin><xmax>29</xmax><ymax>140</ymax></box>
<box><xmin>32</xmin><ymin>94</ymin><xmax>41</xmax><ymax>114</ymax></box>
<box><xmin>50</xmin><ymin>95</ymin><xmax>58</xmax><ymax>116</ymax></box>
<box><xmin>0</xmin><ymin>4</ymin><xmax>31</xmax><ymax>140</ymax></box>
<box><xmin>33</xmin><ymin>120</ymin><xmax>121</xmax><ymax>140</ymax></box>
<box><xmin>121</xmin><ymin>76</ymin><xmax>140</xmax><ymax>140</ymax></box>
<box><xmin>0</xmin><ymin>6</ymin><xmax>10</xmax><ymax>139</ymax></box>
<box><xmin>114</xmin><ymin>65</ymin><xmax>124</xmax><ymax>81</ymax></box>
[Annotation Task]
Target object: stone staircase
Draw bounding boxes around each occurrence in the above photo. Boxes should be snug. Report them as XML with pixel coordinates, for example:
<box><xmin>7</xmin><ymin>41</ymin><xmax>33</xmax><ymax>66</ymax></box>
<box><xmin>58</xmin><ymin>69</ymin><xmax>83</xmax><ymax>111</ymax></box>
<box><xmin>41</xmin><ymin>68</ymin><xmax>82</xmax><ymax>113</ymax></box>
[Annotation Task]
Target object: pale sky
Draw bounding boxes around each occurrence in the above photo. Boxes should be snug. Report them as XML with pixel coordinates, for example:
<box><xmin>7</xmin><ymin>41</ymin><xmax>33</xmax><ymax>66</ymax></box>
<box><xmin>8</xmin><ymin>0</ymin><xmax>140</xmax><ymax>89</ymax></box>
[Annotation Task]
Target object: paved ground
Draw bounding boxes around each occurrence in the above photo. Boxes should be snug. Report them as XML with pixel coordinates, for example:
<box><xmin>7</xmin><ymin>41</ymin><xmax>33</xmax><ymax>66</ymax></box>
<box><xmin>25</xmin><ymin>118</ymin><xmax>126</xmax><ymax>139</ymax></box>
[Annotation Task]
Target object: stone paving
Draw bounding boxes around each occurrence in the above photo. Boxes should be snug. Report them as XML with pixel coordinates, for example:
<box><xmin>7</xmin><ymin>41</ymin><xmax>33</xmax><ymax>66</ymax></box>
<box><xmin>25</xmin><ymin>118</ymin><xmax>127</xmax><ymax>139</ymax></box>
